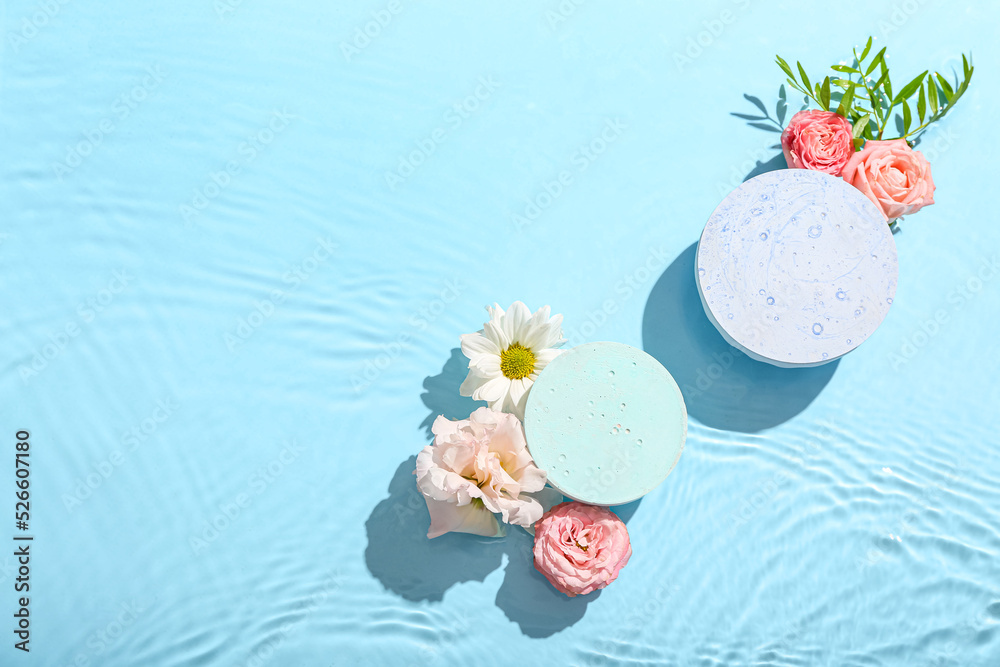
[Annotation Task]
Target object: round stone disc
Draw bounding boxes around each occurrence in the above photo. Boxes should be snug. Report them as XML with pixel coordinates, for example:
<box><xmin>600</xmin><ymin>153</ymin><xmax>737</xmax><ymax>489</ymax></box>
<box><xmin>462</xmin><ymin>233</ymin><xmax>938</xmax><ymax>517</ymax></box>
<box><xmin>696</xmin><ymin>169</ymin><xmax>898</xmax><ymax>367</ymax></box>
<box><xmin>523</xmin><ymin>342</ymin><xmax>686</xmax><ymax>506</ymax></box>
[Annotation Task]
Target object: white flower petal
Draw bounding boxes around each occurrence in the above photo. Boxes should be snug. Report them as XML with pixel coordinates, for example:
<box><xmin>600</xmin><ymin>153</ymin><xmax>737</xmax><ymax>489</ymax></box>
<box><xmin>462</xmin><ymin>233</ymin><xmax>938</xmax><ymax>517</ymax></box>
<box><xmin>459</xmin><ymin>369</ymin><xmax>486</xmax><ymax>398</ymax></box>
<box><xmin>430</xmin><ymin>415</ymin><xmax>460</xmax><ymax>439</ymax></box>
<box><xmin>545</xmin><ymin>313</ymin><xmax>566</xmax><ymax>345</ymax></box>
<box><xmin>504</xmin><ymin>380</ymin><xmax>532</xmax><ymax>420</ymax></box>
<box><xmin>519</xmin><ymin>324</ymin><xmax>549</xmax><ymax>351</ymax></box>
<box><xmin>424</xmin><ymin>497</ymin><xmax>505</xmax><ymax>539</ymax></box>
<box><xmin>533</xmin><ymin>347</ymin><xmax>564</xmax><ymax>373</ymax></box>
<box><xmin>515</xmin><ymin>463</ymin><xmax>548</xmax><ymax>495</ymax></box>
<box><xmin>487</xmin><ymin>303</ymin><xmax>505</xmax><ymax>320</ymax></box>
<box><xmin>484</xmin><ymin>319</ymin><xmax>510</xmax><ymax>350</ymax></box>
<box><xmin>530</xmin><ymin>305</ymin><xmax>552</xmax><ymax>328</ymax></box>
<box><xmin>507</xmin><ymin>377</ymin><xmax>530</xmax><ymax>410</ymax></box>
<box><xmin>503</xmin><ymin>301</ymin><xmax>531</xmax><ymax>344</ymax></box>
<box><xmin>473</xmin><ymin>375</ymin><xmax>510</xmax><ymax>403</ymax></box>
<box><xmin>471</xmin><ymin>355</ymin><xmax>501</xmax><ymax>377</ymax></box>
<box><xmin>460</xmin><ymin>332</ymin><xmax>500</xmax><ymax>362</ymax></box>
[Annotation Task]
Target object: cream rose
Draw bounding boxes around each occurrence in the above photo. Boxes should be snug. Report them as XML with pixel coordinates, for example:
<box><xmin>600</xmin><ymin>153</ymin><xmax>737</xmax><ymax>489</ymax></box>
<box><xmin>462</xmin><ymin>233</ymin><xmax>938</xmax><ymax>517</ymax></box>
<box><xmin>415</xmin><ymin>407</ymin><xmax>549</xmax><ymax>539</ymax></box>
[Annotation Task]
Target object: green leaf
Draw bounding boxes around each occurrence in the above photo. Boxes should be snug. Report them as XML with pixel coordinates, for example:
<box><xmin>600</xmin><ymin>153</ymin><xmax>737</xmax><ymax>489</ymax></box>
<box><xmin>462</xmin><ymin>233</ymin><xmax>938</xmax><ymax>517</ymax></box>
<box><xmin>853</xmin><ymin>136</ymin><xmax>865</xmax><ymax>150</ymax></box>
<box><xmin>797</xmin><ymin>61</ymin><xmax>811</xmax><ymax>93</ymax></box>
<box><xmin>962</xmin><ymin>53</ymin><xmax>970</xmax><ymax>79</ymax></box>
<box><xmin>820</xmin><ymin>76</ymin><xmax>831</xmax><ymax>110</ymax></box>
<box><xmin>831</xmin><ymin>65</ymin><xmax>860</xmax><ymax>74</ymax></box>
<box><xmin>928</xmin><ymin>80</ymin><xmax>939</xmax><ymax>115</ymax></box>
<box><xmin>786</xmin><ymin>78</ymin><xmax>806</xmax><ymax>95</ymax></box>
<box><xmin>883</xmin><ymin>76</ymin><xmax>893</xmax><ymax>107</ymax></box>
<box><xmin>865</xmin><ymin>47</ymin><xmax>886</xmax><ymax>76</ymax></box>
<box><xmin>776</xmin><ymin>54</ymin><xmax>795</xmax><ymax>80</ymax></box>
<box><xmin>853</xmin><ymin>113</ymin><xmax>870</xmax><ymax>138</ymax></box>
<box><xmin>872</xmin><ymin>68</ymin><xmax>890</xmax><ymax>92</ymax></box>
<box><xmin>946</xmin><ymin>81</ymin><xmax>968</xmax><ymax>109</ymax></box>
<box><xmin>936</xmin><ymin>73</ymin><xmax>954</xmax><ymax>102</ymax></box>
<box><xmin>917</xmin><ymin>85</ymin><xmax>926</xmax><ymax>123</ymax></box>
<box><xmin>903</xmin><ymin>100</ymin><xmax>912</xmax><ymax>133</ymax></box>
<box><xmin>860</xmin><ymin>36</ymin><xmax>873</xmax><ymax>62</ymax></box>
<box><xmin>836</xmin><ymin>82</ymin><xmax>856</xmax><ymax>117</ymax></box>
<box><xmin>893</xmin><ymin>70</ymin><xmax>927</xmax><ymax>105</ymax></box>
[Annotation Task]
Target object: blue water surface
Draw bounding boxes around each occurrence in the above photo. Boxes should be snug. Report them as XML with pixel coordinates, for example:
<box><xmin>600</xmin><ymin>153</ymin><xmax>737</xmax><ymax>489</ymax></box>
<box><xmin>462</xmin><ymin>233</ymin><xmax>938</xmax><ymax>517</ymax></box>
<box><xmin>1</xmin><ymin>1</ymin><xmax>998</xmax><ymax>665</ymax></box>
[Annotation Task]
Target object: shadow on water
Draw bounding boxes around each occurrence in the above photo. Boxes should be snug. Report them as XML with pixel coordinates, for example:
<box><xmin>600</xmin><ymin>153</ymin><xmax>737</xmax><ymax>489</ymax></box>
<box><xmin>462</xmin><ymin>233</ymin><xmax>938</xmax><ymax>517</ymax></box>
<box><xmin>365</xmin><ymin>352</ymin><xmax>641</xmax><ymax>637</ymax></box>
<box><xmin>364</xmin><ymin>457</ymin><xmax>604</xmax><ymax>637</ymax></box>
<box><xmin>418</xmin><ymin>348</ymin><xmax>484</xmax><ymax>439</ymax></box>
<box><xmin>364</xmin><ymin>456</ymin><xmax>509</xmax><ymax>603</ymax></box>
<box><xmin>730</xmin><ymin>90</ymin><xmax>798</xmax><ymax>183</ymax></box>
<box><xmin>641</xmin><ymin>243</ymin><xmax>839</xmax><ymax>433</ymax></box>
<box><xmin>744</xmin><ymin>152</ymin><xmax>787</xmax><ymax>182</ymax></box>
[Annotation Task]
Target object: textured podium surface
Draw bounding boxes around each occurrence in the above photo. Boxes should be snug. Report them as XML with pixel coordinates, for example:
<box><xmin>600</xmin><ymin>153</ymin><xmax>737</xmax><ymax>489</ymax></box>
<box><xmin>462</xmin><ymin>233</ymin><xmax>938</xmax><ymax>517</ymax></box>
<box><xmin>697</xmin><ymin>170</ymin><xmax>898</xmax><ymax>367</ymax></box>
<box><xmin>524</xmin><ymin>342</ymin><xmax>686</xmax><ymax>506</ymax></box>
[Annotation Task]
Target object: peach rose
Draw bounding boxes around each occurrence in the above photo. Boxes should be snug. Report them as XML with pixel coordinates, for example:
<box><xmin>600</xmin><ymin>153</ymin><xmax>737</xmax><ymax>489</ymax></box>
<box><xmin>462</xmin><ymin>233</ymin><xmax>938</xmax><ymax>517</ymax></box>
<box><xmin>533</xmin><ymin>502</ymin><xmax>631</xmax><ymax>597</ymax></box>
<box><xmin>841</xmin><ymin>139</ymin><xmax>935</xmax><ymax>222</ymax></box>
<box><xmin>781</xmin><ymin>109</ymin><xmax>855</xmax><ymax>176</ymax></box>
<box><xmin>415</xmin><ymin>408</ymin><xmax>550</xmax><ymax>539</ymax></box>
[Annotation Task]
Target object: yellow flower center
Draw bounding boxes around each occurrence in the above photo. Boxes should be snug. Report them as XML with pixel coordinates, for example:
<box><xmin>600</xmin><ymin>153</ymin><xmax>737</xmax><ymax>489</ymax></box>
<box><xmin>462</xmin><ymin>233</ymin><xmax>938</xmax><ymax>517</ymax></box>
<box><xmin>500</xmin><ymin>343</ymin><xmax>536</xmax><ymax>380</ymax></box>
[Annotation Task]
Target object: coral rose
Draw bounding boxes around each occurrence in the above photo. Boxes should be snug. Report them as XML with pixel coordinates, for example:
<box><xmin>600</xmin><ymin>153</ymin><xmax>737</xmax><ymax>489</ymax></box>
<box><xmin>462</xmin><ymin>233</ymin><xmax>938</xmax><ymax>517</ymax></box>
<box><xmin>415</xmin><ymin>407</ymin><xmax>550</xmax><ymax>539</ymax></box>
<box><xmin>841</xmin><ymin>139</ymin><xmax>935</xmax><ymax>222</ymax></box>
<box><xmin>781</xmin><ymin>109</ymin><xmax>855</xmax><ymax>176</ymax></box>
<box><xmin>533</xmin><ymin>502</ymin><xmax>632</xmax><ymax>597</ymax></box>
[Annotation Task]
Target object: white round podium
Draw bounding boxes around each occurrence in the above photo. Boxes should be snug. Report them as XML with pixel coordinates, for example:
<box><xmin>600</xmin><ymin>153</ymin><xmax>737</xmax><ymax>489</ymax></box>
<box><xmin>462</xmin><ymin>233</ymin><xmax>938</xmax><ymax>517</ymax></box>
<box><xmin>696</xmin><ymin>169</ymin><xmax>898</xmax><ymax>367</ymax></box>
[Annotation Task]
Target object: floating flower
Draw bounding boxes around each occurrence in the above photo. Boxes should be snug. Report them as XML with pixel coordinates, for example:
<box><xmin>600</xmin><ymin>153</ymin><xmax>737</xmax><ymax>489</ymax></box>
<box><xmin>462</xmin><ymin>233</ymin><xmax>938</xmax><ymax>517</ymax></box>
<box><xmin>780</xmin><ymin>109</ymin><xmax>855</xmax><ymax>176</ymax></box>
<box><xmin>459</xmin><ymin>301</ymin><xmax>565</xmax><ymax>419</ymax></box>
<box><xmin>415</xmin><ymin>407</ymin><xmax>553</xmax><ymax>539</ymax></box>
<box><xmin>533</xmin><ymin>502</ymin><xmax>632</xmax><ymax>597</ymax></box>
<box><xmin>841</xmin><ymin>139</ymin><xmax>935</xmax><ymax>222</ymax></box>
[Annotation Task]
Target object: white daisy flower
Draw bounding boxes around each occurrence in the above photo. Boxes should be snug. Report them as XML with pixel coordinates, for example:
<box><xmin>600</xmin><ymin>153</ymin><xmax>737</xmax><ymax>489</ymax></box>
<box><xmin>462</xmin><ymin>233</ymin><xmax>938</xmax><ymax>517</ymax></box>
<box><xmin>459</xmin><ymin>301</ymin><xmax>566</xmax><ymax>419</ymax></box>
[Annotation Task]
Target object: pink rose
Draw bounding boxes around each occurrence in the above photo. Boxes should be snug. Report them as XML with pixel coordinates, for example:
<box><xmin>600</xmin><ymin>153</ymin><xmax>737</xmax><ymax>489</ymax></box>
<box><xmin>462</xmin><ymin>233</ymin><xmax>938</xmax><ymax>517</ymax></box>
<box><xmin>415</xmin><ymin>407</ymin><xmax>550</xmax><ymax>539</ymax></box>
<box><xmin>533</xmin><ymin>502</ymin><xmax>632</xmax><ymax>597</ymax></box>
<box><xmin>781</xmin><ymin>109</ymin><xmax>855</xmax><ymax>176</ymax></box>
<box><xmin>841</xmin><ymin>139</ymin><xmax>935</xmax><ymax>222</ymax></box>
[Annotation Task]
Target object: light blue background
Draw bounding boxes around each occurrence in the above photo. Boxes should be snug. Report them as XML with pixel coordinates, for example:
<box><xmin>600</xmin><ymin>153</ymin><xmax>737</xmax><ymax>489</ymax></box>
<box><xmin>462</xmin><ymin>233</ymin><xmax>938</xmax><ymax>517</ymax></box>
<box><xmin>1</xmin><ymin>1</ymin><xmax>998</xmax><ymax>665</ymax></box>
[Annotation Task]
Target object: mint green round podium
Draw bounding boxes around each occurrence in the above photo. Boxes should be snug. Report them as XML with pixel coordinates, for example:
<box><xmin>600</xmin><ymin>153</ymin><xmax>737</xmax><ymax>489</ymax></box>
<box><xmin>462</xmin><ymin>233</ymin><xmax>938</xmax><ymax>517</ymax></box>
<box><xmin>523</xmin><ymin>342</ymin><xmax>687</xmax><ymax>506</ymax></box>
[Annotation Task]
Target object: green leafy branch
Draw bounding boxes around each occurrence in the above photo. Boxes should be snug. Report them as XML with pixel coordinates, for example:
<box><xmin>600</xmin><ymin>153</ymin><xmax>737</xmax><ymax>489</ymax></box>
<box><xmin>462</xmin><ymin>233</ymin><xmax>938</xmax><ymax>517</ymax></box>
<box><xmin>776</xmin><ymin>37</ymin><xmax>973</xmax><ymax>148</ymax></box>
